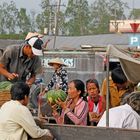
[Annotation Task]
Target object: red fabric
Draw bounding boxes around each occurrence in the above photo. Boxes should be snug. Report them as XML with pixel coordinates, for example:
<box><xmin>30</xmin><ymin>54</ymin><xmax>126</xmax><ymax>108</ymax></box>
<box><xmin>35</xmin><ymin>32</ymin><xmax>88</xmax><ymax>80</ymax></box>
<box><xmin>88</xmin><ymin>95</ymin><xmax>103</xmax><ymax>114</ymax></box>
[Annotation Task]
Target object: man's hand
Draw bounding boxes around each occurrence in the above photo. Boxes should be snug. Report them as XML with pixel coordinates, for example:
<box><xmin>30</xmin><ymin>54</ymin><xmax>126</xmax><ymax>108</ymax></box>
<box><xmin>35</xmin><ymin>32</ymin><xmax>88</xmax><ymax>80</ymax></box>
<box><xmin>51</xmin><ymin>104</ymin><xmax>59</xmax><ymax>118</ymax></box>
<box><xmin>45</xmin><ymin>130</ymin><xmax>54</xmax><ymax>140</ymax></box>
<box><xmin>7</xmin><ymin>73</ymin><xmax>19</xmax><ymax>80</ymax></box>
<box><xmin>26</xmin><ymin>76</ymin><xmax>36</xmax><ymax>87</ymax></box>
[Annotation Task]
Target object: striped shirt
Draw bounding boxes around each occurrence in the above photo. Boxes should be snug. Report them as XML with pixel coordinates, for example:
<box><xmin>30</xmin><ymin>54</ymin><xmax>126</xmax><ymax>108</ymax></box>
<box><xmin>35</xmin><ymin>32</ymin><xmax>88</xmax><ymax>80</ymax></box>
<box><xmin>55</xmin><ymin>98</ymin><xmax>88</xmax><ymax>125</ymax></box>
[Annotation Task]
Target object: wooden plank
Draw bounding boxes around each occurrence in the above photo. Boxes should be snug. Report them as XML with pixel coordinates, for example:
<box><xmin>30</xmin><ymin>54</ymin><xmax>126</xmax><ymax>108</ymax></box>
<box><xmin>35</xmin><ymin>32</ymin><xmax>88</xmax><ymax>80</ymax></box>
<box><xmin>34</xmin><ymin>124</ymin><xmax>140</xmax><ymax>140</ymax></box>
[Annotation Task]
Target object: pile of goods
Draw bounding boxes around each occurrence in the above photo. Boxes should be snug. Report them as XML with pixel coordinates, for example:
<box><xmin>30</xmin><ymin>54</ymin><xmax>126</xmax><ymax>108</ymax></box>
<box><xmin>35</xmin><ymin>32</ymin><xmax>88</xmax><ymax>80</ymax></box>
<box><xmin>0</xmin><ymin>81</ymin><xmax>13</xmax><ymax>92</ymax></box>
<box><xmin>0</xmin><ymin>81</ymin><xmax>13</xmax><ymax>106</ymax></box>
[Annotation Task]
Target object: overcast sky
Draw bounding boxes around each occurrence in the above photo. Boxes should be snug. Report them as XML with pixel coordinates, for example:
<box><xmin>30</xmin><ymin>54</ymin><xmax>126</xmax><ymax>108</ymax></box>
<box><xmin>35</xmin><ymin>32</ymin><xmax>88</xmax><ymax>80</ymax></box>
<box><xmin>1</xmin><ymin>0</ymin><xmax>140</xmax><ymax>14</ymax></box>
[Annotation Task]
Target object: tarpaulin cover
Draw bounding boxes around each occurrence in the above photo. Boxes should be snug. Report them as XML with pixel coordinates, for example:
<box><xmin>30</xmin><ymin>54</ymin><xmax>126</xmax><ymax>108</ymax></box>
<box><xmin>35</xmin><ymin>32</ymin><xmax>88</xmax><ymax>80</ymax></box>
<box><xmin>107</xmin><ymin>46</ymin><xmax>140</xmax><ymax>83</ymax></box>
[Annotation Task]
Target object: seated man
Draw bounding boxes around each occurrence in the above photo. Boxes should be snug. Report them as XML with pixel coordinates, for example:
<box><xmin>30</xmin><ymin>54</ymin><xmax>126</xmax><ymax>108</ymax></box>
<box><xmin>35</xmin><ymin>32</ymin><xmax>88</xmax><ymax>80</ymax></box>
<box><xmin>101</xmin><ymin>66</ymin><xmax>133</xmax><ymax>108</ymax></box>
<box><xmin>97</xmin><ymin>91</ymin><xmax>140</xmax><ymax>129</ymax></box>
<box><xmin>0</xmin><ymin>82</ymin><xmax>53</xmax><ymax>140</ymax></box>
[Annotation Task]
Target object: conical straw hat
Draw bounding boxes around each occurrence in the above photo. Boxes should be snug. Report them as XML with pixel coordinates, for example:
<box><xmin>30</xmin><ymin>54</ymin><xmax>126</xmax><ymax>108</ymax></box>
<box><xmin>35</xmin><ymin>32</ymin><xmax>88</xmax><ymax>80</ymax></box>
<box><xmin>48</xmin><ymin>58</ymin><xmax>67</xmax><ymax>66</ymax></box>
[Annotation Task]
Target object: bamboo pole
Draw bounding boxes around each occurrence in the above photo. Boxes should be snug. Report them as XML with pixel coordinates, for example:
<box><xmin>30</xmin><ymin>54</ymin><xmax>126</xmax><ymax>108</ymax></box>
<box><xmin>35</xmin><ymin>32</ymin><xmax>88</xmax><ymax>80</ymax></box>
<box><xmin>106</xmin><ymin>50</ymin><xmax>110</xmax><ymax>127</ymax></box>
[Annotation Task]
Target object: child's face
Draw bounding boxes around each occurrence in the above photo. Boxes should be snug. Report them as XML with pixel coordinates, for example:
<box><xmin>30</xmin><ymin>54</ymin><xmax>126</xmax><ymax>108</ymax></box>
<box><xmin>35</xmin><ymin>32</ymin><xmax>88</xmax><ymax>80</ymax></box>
<box><xmin>52</xmin><ymin>63</ymin><xmax>61</xmax><ymax>70</ymax></box>
<box><xmin>86</xmin><ymin>83</ymin><xmax>99</xmax><ymax>98</ymax></box>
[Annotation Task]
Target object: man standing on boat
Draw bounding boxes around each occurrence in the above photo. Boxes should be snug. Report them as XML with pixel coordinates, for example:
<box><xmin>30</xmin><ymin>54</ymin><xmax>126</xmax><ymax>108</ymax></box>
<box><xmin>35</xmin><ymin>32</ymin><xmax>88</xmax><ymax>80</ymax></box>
<box><xmin>0</xmin><ymin>36</ymin><xmax>43</xmax><ymax>87</ymax></box>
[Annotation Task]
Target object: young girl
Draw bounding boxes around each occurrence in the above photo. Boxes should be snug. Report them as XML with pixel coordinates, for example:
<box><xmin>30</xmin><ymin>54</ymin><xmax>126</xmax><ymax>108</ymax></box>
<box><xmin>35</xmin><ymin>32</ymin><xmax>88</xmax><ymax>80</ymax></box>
<box><xmin>52</xmin><ymin>79</ymin><xmax>88</xmax><ymax>125</ymax></box>
<box><xmin>45</xmin><ymin>58</ymin><xmax>68</xmax><ymax>93</ymax></box>
<box><xmin>86</xmin><ymin>79</ymin><xmax>106</xmax><ymax>126</ymax></box>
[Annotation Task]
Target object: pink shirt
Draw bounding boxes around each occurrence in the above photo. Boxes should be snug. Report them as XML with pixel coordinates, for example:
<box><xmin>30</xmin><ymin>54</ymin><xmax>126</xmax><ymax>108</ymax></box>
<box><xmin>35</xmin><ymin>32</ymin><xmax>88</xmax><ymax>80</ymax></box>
<box><xmin>55</xmin><ymin>98</ymin><xmax>88</xmax><ymax>125</ymax></box>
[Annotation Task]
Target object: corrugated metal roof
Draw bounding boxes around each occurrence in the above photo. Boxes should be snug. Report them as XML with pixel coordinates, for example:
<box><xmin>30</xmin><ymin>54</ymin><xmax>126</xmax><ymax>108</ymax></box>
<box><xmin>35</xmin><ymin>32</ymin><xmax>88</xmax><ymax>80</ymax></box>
<box><xmin>43</xmin><ymin>33</ymin><xmax>135</xmax><ymax>50</ymax></box>
<box><xmin>0</xmin><ymin>33</ymin><xmax>139</xmax><ymax>51</ymax></box>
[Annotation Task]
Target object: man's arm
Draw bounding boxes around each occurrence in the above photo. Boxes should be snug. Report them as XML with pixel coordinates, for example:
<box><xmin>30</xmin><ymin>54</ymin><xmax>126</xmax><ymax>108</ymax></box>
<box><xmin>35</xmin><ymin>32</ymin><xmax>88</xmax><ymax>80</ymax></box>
<box><xmin>16</xmin><ymin>106</ymin><xmax>53</xmax><ymax>139</ymax></box>
<box><xmin>0</xmin><ymin>47</ymin><xmax>19</xmax><ymax>81</ymax></box>
<box><xmin>26</xmin><ymin>75</ymin><xmax>36</xmax><ymax>87</ymax></box>
<box><xmin>29</xmin><ymin>57</ymin><xmax>42</xmax><ymax>86</ymax></box>
<box><xmin>0</xmin><ymin>63</ymin><xmax>18</xmax><ymax>80</ymax></box>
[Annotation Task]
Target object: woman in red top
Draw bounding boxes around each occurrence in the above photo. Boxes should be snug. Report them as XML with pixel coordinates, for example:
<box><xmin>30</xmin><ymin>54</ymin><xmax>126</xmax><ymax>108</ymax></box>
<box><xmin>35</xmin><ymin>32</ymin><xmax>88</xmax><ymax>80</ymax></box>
<box><xmin>86</xmin><ymin>79</ymin><xmax>106</xmax><ymax>126</ymax></box>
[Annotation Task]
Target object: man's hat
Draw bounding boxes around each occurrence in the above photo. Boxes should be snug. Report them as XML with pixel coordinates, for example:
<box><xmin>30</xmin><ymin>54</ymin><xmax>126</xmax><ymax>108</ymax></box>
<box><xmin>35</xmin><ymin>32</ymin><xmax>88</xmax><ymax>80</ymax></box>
<box><xmin>25</xmin><ymin>32</ymin><xmax>44</xmax><ymax>41</ymax></box>
<box><xmin>48</xmin><ymin>58</ymin><xmax>67</xmax><ymax>66</ymax></box>
<box><xmin>28</xmin><ymin>37</ymin><xmax>43</xmax><ymax>56</ymax></box>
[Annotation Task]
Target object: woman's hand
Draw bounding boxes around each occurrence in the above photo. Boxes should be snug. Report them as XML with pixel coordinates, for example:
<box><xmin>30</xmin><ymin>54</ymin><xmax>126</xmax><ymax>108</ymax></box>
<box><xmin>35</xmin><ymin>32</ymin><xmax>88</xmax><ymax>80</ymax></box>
<box><xmin>39</xmin><ymin>89</ymin><xmax>46</xmax><ymax>96</ymax></box>
<box><xmin>56</xmin><ymin>98</ymin><xmax>67</xmax><ymax>110</ymax></box>
<box><xmin>132</xmin><ymin>53</ymin><xmax>140</xmax><ymax>58</ymax></box>
<box><xmin>89</xmin><ymin>112</ymin><xmax>100</xmax><ymax>122</ymax></box>
<box><xmin>51</xmin><ymin>104</ymin><xmax>59</xmax><ymax>117</ymax></box>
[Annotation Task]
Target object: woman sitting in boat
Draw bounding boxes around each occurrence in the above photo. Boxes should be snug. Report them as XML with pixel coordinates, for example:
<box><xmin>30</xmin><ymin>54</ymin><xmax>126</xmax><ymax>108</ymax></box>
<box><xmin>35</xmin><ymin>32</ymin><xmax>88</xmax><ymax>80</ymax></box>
<box><xmin>52</xmin><ymin>79</ymin><xmax>88</xmax><ymax>125</ymax></box>
<box><xmin>86</xmin><ymin>79</ymin><xmax>106</xmax><ymax>126</ymax></box>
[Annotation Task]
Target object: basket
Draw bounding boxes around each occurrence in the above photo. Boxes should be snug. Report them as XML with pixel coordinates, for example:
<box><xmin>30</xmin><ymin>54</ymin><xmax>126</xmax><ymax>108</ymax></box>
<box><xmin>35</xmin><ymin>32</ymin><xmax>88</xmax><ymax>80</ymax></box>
<box><xmin>0</xmin><ymin>91</ymin><xmax>11</xmax><ymax>106</ymax></box>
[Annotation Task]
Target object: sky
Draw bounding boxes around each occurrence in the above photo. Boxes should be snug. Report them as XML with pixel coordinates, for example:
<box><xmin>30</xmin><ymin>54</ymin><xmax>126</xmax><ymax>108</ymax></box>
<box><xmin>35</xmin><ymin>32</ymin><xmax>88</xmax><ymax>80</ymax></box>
<box><xmin>0</xmin><ymin>0</ymin><xmax>140</xmax><ymax>14</ymax></box>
